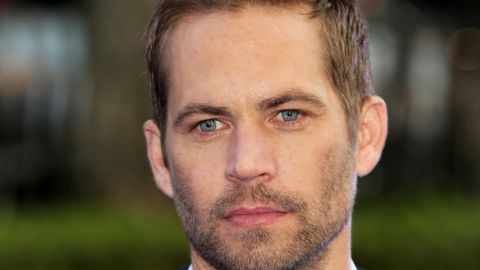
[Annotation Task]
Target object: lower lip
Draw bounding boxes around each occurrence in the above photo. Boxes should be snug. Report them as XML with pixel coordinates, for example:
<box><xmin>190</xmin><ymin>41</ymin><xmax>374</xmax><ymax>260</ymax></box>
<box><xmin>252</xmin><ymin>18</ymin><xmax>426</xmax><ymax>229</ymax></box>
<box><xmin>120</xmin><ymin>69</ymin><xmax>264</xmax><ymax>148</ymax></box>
<box><xmin>226</xmin><ymin>212</ymin><xmax>286</xmax><ymax>228</ymax></box>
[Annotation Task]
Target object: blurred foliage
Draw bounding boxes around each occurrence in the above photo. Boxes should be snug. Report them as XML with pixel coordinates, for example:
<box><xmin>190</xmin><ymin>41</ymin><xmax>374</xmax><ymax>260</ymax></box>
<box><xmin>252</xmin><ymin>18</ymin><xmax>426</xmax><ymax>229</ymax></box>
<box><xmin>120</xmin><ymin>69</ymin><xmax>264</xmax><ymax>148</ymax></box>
<box><xmin>0</xmin><ymin>204</ymin><xmax>190</xmax><ymax>270</ymax></box>
<box><xmin>0</xmin><ymin>195</ymin><xmax>478</xmax><ymax>270</ymax></box>
<box><xmin>353</xmin><ymin>195</ymin><xmax>480</xmax><ymax>270</ymax></box>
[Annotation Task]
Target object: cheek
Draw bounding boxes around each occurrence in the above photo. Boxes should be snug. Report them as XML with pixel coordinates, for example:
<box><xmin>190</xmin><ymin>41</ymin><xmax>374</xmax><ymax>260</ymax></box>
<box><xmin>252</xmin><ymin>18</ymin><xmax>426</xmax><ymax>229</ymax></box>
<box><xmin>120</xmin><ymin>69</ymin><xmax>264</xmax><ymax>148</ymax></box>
<box><xmin>275</xmin><ymin>132</ymin><xmax>355</xmax><ymax>200</ymax></box>
<box><xmin>168</xmin><ymin>141</ymin><xmax>228</xmax><ymax>215</ymax></box>
<box><xmin>274</xmin><ymin>129</ymin><xmax>330</xmax><ymax>178</ymax></box>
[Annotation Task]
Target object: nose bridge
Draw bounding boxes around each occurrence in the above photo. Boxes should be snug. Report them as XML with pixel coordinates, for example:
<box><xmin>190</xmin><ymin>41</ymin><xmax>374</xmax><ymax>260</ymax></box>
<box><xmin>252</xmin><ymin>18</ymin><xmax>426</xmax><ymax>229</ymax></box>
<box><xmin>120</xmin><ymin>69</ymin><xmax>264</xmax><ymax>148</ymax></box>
<box><xmin>225</xmin><ymin>120</ymin><xmax>277</xmax><ymax>183</ymax></box>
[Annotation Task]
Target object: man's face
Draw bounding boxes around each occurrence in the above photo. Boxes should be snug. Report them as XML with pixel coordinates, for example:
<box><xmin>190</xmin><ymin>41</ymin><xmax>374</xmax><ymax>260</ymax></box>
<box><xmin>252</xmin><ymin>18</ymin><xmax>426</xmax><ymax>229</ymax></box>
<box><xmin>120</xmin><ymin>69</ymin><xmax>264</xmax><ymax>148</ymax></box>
<box><xmin>162</xmin><ymin>5</ymin><xmax>357</xmax><ymax>270</ymax></box>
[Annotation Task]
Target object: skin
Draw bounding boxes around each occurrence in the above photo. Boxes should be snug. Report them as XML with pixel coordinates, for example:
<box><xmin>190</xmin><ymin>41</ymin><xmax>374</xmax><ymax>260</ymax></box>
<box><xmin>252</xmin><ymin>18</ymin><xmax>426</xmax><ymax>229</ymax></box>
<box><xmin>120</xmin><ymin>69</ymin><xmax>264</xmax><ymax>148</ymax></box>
<box><xmin>144</xmin><ymin>4</ymin><xmax>387</xmax><ymax>270</ymax></box>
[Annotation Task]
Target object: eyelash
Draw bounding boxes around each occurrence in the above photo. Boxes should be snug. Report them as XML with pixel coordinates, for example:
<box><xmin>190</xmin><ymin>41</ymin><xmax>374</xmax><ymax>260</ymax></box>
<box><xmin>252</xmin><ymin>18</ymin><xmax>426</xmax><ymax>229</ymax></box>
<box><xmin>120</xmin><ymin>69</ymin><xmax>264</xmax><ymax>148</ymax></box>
<box><xmin>270</xmin><ymin>109</ymin><xmax>306</xmax><ymax>130</ymax></box>
<box><xmin>191</xmin><ymin>119</ymin><xmax>227</xmax><ymax>138</ymax></box>
<box><xmin>190</xmin><ymin>109</ymin><xmax>307</xmax><ymax>138</ymax></box>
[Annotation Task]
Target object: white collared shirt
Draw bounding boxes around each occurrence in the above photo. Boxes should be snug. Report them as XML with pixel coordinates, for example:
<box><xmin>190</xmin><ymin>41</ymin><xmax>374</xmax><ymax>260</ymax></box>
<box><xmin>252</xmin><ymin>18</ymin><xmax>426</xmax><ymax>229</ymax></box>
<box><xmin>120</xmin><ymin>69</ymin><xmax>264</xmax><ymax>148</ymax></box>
<box><xmin>350</xmin><ymin>259</ymin><xmax>358</xmax><ymax>270</ymax></box>
<box><xmin>187</xmin><ymin>259</ymin><xmax>357</xmax><ymax>270</ymax></box>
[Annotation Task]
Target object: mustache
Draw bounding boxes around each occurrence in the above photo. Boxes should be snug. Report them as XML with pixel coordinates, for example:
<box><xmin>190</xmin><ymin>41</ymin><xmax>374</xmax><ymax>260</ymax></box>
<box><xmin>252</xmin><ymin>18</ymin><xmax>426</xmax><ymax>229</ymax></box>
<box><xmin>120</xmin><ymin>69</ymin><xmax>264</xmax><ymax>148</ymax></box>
<box><xmin>209</xmin><ymin>183</ymin><xmax>306</xmax><ymax>220</ymax></box>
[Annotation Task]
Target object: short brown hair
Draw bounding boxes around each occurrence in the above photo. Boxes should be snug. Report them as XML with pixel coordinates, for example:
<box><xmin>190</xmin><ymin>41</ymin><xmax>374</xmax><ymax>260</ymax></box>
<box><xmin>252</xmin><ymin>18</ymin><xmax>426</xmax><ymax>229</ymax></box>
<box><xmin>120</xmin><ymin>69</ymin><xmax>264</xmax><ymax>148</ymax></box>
<box><xmin>145</xmin><ymin>0</ymin><xmax>373</xmax><ymax>142</ymax></box>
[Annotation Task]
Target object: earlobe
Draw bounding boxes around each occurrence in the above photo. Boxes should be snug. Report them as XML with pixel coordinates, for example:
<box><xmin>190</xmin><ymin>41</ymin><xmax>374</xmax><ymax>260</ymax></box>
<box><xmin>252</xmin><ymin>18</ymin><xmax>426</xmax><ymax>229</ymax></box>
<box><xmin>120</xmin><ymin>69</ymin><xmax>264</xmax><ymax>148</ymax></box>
<box><xmin>356</xmin><ymin>96</ymin><xmax>388</xmax><ymax>177</ymax></box>
<box><xmin>143</xmin><ymin>120</ymin><xmax>175</xmax><ymax>198</ymax></box>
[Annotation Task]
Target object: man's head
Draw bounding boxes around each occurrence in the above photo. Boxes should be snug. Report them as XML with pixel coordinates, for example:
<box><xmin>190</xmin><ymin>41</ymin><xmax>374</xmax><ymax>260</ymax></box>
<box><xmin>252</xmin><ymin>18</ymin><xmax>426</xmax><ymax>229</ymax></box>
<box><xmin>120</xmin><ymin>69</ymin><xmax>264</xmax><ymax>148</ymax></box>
<box><xmin>144</xmin><ymin>1</ymin><xmax>387</xmax><ymax>269</ymax></box>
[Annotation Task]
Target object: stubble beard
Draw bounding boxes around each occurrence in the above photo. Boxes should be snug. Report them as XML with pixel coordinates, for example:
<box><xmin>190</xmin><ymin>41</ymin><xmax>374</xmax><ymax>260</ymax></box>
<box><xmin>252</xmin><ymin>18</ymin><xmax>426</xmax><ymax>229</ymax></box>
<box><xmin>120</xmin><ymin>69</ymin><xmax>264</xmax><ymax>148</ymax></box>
<box><xmin>170</xmin><ymin>147</ymin><xmax>356</xmax><ymax>270</ymax></box>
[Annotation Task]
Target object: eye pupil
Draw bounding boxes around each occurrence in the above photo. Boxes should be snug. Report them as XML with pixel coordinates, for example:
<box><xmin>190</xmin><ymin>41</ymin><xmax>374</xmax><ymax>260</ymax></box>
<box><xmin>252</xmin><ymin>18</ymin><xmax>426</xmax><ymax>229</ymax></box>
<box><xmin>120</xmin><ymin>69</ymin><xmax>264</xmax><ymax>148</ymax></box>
<box><xmin>281</xmin><ymin>110</ymin><xmax>299</xmax><ymax>121</ymax></box>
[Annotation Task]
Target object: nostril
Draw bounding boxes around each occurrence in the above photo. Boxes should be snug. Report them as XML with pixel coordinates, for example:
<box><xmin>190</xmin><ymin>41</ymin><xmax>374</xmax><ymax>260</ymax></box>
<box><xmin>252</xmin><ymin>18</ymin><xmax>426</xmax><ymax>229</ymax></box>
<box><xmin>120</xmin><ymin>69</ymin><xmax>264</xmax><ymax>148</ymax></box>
<box><xmin>225</xmin><ymin>162</ymin><xmax>276</xmax><ymax>184</ymax></box>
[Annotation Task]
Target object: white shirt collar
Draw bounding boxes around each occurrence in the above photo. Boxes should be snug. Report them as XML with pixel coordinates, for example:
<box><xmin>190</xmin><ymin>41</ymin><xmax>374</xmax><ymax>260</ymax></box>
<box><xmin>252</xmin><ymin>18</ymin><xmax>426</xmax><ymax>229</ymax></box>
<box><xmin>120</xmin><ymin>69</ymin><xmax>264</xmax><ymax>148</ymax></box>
<box><xmin>188</xmin><ymin>259</ymin><xmax>357</xmax><ymax>270</ymax></box>
<box><xmin>350</xmin><ymin>258</ymin><xmax>358</xmax><ymax>270</ymax></box>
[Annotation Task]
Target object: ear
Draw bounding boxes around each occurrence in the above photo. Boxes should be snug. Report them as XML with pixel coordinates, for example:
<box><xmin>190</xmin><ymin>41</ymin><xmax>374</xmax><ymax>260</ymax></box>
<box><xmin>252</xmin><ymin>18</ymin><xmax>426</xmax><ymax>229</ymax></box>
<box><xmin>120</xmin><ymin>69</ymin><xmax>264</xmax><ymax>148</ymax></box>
<box><xmin>143</xmin><ymin>120</ymin><xmax>174</xmax><ymax>198</ymax></box>
<box><xmin>356</xmin><ymin>96</ymin><xmax>388</xmax><ymax>177</ymax></box>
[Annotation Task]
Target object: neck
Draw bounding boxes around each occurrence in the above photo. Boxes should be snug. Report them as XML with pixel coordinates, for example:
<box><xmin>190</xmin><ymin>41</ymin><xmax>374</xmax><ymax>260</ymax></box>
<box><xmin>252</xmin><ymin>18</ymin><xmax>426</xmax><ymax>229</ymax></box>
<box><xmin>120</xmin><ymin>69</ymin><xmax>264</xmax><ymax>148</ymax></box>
<box><xmin>190</xmin><ymin>221</ymin><xmax>353</xmax><ymax>270</ymax></box>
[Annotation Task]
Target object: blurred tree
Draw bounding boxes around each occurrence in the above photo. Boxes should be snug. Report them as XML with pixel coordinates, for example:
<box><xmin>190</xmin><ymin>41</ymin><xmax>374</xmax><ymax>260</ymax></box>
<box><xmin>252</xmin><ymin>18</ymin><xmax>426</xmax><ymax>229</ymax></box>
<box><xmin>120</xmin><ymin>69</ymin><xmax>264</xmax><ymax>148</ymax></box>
<box><xmin>83</xmin><ymin>0</ymin><xmax>164</xmax><ymax>203</ymax></box>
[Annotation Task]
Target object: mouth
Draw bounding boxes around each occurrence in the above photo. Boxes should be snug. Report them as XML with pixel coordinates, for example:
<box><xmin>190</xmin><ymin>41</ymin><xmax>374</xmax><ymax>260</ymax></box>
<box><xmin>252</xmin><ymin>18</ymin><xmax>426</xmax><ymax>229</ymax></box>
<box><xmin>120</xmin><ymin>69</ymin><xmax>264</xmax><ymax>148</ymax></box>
<box><xmin>223</xmin><ymin>206</ymin><xmax>289</xmax><ymax>228</ymax></box>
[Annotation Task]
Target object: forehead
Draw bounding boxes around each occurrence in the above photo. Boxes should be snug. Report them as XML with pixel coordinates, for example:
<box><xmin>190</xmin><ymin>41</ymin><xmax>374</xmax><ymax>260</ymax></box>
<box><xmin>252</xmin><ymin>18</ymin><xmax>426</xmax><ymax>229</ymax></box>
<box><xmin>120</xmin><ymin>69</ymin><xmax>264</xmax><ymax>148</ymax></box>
<box><xmin>166</xmin><ymin>5</ymin><xmax>333</xmax><ymax>115</ymax></box>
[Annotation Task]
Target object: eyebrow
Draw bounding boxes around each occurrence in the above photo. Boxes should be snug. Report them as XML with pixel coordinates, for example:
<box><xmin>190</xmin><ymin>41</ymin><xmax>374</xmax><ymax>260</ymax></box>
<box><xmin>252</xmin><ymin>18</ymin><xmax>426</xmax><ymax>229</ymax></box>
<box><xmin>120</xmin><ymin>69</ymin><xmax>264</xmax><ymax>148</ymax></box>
<box><xmin>172</xmin><ymin>88</ymin><xmax>326</xmax><ymax>128</ymax></box>
<box><xmin>256</xmin><ymin>89</ymin><xmax>326</xmax><ymax>111</ymax></box>
<box><xmin>173</xmin><ymin>103</ymin><xmax>232</xmax><ymax>128</ymax></box>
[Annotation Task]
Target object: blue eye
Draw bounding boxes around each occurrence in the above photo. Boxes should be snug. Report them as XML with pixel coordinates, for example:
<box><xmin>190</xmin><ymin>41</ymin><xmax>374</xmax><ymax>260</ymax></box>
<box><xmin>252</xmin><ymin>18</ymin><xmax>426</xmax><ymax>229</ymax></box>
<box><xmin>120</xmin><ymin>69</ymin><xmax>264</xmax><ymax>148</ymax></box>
<box><xmin>280</xmin><ymin>110</ymin><xmax>300</xmax><ymax>121</ymax></box>
<box><xmin>197</xmin><ymin>119</ymin><xmax>222</xmax><ymax>132</ymax></box>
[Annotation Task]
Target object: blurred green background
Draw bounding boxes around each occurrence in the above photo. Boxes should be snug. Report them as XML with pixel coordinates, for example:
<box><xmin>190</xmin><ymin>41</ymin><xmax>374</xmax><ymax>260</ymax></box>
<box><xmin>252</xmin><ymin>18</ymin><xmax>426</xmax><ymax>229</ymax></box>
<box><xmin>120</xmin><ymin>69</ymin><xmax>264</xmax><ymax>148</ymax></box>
<box><xmin>0</xmin><ymin>0</ymin><xmax>479</xmax><ymax>269</ymax></box>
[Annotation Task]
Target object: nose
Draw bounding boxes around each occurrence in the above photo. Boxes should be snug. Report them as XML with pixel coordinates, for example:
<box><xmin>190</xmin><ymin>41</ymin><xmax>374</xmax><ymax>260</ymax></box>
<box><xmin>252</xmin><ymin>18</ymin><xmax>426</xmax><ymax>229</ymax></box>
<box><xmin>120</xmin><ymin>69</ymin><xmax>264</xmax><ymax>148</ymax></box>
<box><xmin>225</xmin><ymin>124</ymin><xmax>277</xmax><ymax>184</ymax></box>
